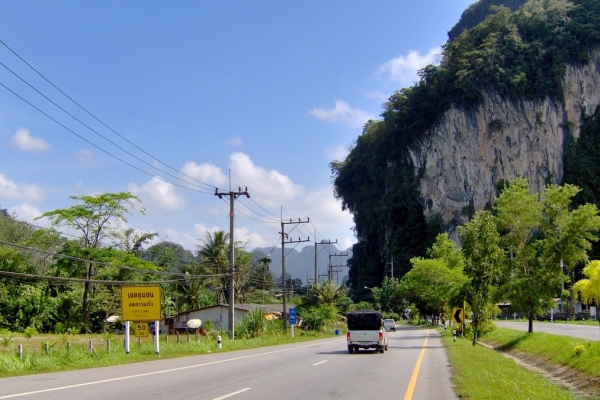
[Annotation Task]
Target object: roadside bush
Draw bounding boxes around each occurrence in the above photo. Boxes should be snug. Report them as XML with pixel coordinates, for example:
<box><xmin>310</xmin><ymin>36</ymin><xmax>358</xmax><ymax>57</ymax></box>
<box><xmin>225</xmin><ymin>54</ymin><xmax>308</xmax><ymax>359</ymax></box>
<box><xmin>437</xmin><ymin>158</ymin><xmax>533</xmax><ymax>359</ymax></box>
<box><xmin>300</xmin><ymin>305</ymin><xmax>338</xmax><ymax>331</ymax></box>
<box><xmin>385</xmin><ymin>312</ymin><xmax>400</xmax><ymax>321</ymax></box>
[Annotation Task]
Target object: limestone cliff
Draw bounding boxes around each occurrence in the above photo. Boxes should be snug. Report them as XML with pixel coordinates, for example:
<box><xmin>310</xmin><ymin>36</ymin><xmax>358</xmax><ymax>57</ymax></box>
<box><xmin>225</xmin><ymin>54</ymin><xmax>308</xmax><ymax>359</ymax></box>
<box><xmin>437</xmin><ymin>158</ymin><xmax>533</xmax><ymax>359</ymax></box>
<box><xmin>409</xmin><ymin>48</ymin><xmax>600</xmax><ymax>240</ymax></box>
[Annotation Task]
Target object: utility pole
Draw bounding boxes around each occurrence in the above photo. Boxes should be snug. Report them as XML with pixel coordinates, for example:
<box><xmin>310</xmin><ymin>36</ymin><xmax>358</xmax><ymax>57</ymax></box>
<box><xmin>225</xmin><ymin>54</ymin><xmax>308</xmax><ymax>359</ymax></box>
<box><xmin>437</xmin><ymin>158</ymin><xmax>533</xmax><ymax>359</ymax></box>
<box><xmin>328</xmin><ymin>253</ymin><xmax>348</xmax><ymax>283</ymax></box>
<box><xmin>281</xmin><ymin>218</ymin><xmax>310</xmax><ymax>332</ymax></box>
<box><xmin>387</xmin><ymin>255</ymin><xmax>394</xmax><ymax>279</ymax></box>
<box><xmin>214</xmin><ymin>186</ymin><xmax>250</xmax><ymax>340</ymax></box>
<box><xmin>315</xmin><ymin>238</ymin><xmax>337</xmax><ymax>285</ymax></box>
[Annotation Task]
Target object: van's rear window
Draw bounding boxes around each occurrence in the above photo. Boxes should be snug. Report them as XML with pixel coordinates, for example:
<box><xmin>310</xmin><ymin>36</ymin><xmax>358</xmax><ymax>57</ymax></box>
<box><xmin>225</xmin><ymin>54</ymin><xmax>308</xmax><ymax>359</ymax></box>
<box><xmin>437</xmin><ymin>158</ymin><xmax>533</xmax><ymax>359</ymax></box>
<box><xmin>347</xmin><ymin>312</ymin><xmax>383</xmax><ymax>330</ymax></box>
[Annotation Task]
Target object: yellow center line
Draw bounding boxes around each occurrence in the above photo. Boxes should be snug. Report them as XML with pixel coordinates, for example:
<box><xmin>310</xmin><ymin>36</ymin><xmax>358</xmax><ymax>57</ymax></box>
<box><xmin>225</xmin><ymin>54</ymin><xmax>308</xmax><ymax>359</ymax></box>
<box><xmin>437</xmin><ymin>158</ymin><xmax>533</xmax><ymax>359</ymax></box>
<box><xmin>403</xmin><ymin>330</ymin><xmax>430</xmax><ymax>400</ymax></box>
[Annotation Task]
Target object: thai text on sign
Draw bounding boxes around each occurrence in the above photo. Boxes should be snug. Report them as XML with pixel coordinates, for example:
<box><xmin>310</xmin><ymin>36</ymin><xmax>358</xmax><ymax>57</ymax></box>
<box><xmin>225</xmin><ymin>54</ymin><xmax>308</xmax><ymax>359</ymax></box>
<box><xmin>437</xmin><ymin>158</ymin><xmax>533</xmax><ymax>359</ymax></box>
<box><xmin>121</xmin><ymin>286</ymin><xmax>161</xmax><ymax>322</ymax></box>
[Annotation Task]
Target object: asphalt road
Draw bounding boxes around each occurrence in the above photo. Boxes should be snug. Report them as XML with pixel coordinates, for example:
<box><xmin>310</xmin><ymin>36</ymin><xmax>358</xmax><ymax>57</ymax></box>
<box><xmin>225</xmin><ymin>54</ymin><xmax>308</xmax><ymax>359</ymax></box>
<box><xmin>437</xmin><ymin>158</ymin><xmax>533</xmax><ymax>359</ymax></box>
<box><xmin>495</xmin><ymin>321</ymin><xmax>600</xmax><ymax>341</ymax></box>
<box><xmin>0</xmin><ymin>326</ymin><xmax>457</xmax><ymax>400</ymax></box>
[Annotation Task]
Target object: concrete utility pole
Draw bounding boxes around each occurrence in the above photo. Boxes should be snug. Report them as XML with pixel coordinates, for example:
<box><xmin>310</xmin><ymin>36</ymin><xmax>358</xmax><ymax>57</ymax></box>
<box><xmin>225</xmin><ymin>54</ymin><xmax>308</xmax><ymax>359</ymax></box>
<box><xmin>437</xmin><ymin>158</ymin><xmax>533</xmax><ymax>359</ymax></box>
<box><xmin>387</xmin><ymin>255</ymin><xmax>394</xmax><ymax>279</ymax></box>
<box><xmin>281</xmin><ymin>218</ymin><xmax>310</xmax><ymax>332</ymax></box>
<box><xmin>315</xmin><ymin>238</ymin><xmax>337</xmax><ymax>285</ymax></box>
<box><xmin>214</xmin><ymin>186</ymin><xmax>250</xmax><ymax>340</ymax></box>
<box><xmin>328</xmin><ymin>253</ymin><xmax>348</xmax><ymax>283</ymax></box>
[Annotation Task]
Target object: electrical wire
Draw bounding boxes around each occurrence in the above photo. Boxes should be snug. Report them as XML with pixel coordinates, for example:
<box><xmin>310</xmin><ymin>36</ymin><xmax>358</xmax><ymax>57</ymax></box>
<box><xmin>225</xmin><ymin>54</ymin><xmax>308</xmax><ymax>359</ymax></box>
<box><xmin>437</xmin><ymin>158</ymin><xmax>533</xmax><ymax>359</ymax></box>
<box><xmin>0</xmin><ymin>39</ymin><xmax>222</xmax><ymax>192</ymax></box>
<box><xmin>0</xmin><ymin>270</ymin><xmax>179</xmax><ymax>285</ymax></box>
<box><xmin>0</xmin><ymin>81</ymin><xmax>213</xmax><ymax>194</ymax></box>
<box><xmin>0</xmin><ymin>61</ymin><xmax>215</xmax><ymax>192</ymax></box>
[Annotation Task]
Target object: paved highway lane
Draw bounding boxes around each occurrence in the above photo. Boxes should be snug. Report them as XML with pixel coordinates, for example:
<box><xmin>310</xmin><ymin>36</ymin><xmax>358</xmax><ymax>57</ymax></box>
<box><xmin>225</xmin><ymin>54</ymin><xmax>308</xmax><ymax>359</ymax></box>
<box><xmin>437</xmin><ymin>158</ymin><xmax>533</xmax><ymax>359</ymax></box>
<box><xmin>0</xmin><ymin>327</ymin><xmax>456</xmax><ymax>400</ymax></box>
<box><xmin>495</xmin><ymin>321</ymin><xmax>600</xmax><ymax>341</ymax></box>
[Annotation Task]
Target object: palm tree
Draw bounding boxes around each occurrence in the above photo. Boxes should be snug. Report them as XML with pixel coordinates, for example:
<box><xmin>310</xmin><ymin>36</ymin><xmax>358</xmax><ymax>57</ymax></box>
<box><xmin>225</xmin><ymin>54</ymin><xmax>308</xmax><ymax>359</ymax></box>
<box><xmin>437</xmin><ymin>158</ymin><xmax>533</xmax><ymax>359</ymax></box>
<box><xmin>311</xmin><ymin>281</ymin><xmax>347</xmax><ymax>306</ymax></box>
<box><xmin>197</xmin><ymin>230</ymin><xmax>230</xmax><ymax>303</ymax></box>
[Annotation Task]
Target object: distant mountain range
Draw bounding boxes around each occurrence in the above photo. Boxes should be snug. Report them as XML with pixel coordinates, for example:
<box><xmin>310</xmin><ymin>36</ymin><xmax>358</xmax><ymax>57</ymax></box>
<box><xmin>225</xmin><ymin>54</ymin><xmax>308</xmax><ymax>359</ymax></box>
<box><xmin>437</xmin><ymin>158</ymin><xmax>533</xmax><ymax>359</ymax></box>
<box><xmin>250</xmin><ymin>245</ymin><xmax>353</xmax><ymax>286</ymax></box>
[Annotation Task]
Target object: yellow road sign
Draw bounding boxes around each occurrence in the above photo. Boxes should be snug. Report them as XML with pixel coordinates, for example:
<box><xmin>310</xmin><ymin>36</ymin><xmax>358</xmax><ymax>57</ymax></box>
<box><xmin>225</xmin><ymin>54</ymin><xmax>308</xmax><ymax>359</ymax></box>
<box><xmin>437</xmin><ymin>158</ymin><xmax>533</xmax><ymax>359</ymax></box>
<box><xmin>452</xmin><ymin>308</ymin><xmax>464</xmax><ymax>324</ymax></box>
<box><xmin>121</xmin><ymin>286</ymin><xmax>161</xmax><ymax>322</ymax></box>
<box><xmin>135</xmin><ymin>322</ymin><xmax>149</xmax><ymax>337</ymax></box>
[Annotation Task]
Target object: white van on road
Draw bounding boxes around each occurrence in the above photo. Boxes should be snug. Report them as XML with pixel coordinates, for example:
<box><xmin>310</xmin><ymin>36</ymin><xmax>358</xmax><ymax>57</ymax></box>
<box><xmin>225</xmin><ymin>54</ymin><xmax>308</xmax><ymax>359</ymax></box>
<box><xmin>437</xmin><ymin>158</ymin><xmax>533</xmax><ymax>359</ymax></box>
<box><xmin>346</xmin><ymin>310</ymin><xmax>388</xmax><ymax>354</ymax></box>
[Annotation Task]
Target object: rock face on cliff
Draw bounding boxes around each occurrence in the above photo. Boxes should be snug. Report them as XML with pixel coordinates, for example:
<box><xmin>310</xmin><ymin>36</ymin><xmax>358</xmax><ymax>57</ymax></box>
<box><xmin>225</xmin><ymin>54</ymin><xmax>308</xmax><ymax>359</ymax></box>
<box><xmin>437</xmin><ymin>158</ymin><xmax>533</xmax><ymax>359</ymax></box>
<box><xmin>409</xmin><ymin>48</ymin><xmax>600</xmax><ymax>240</ymax></box>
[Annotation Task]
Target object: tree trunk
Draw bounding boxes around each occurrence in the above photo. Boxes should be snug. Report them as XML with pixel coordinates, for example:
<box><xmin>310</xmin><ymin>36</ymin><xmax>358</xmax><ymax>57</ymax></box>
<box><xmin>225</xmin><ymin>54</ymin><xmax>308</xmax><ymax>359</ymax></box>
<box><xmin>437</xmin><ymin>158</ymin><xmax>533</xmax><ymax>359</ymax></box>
<box><xmin>472</xmin><ymin>312</ymin><xmax>478</xmax><ymax>346</ymax></box>
<box><xmin>81</xmin><ymin>262</ymin><xmax>94</xmax><ymax>332</ymax></box>
<box><xmin>528</xmin><ymin>310</ymin><xmax>534</xmax><ymax>333</ymax></box>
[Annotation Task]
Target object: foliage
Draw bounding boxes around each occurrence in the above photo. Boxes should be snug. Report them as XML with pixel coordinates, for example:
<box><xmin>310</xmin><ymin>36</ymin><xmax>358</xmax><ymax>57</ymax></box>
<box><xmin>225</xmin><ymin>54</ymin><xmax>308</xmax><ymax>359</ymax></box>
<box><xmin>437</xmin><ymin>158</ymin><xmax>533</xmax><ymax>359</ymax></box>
<box><xmin>398</xmin><ymin>257</ymin><xmax>467</xmax><ymax>317</ymax></box>
<box><xmin>459</xmin><ymin>211</ymin><xmax>505</xmax><ymax>345</ymax></box>
<box><xmin>37</xmin><ymin>192</ymin><xmax>143</xmax><ymax>332</ymax></box>
<box><xmin>310</xmin><ymin>281</ymin><xmax>348</xmax><ymax>307</ymax></box>
<box><xmin>574</xmin><ymin>260</ymin><xmax>600</xmax><ymax>306</ymax></box>
<box><xmin>564</xmin><ymin>106</ymin><xmax>600</xmax><ymax>260</ymax></box>
<box><xmin>298</xmin><ymin>305</ymin><xmax>339</xmax><ymax>332</ymax></box>
<box><xmin>332</xmin><ymin>0</ymin><xmax>600</xmax><ymax>296</ymax></box>
<box><xmin>370</xmin><ymin>276</ymin><xmax>400</xmax><ymax>313</ymax></box>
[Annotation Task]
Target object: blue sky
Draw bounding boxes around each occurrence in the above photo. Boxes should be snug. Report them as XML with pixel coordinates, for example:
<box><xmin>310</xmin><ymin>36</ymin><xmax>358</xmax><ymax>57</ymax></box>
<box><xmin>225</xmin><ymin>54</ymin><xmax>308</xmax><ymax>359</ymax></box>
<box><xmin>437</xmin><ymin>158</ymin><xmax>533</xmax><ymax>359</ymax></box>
<box><xmin>0</xmin><ymin>0</ymin><xmax>474</xmax><ymax>253</ymax></box>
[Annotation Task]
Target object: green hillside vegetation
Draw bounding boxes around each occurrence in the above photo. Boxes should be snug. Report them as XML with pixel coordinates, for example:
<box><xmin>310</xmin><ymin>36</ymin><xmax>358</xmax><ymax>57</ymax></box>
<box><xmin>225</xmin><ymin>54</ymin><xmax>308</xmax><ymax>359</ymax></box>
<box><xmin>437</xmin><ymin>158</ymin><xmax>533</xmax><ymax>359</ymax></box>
<box><xmin>331</xmin><ymin>0</ymin><xmax>600</xmax><ymax>297</ymax></box>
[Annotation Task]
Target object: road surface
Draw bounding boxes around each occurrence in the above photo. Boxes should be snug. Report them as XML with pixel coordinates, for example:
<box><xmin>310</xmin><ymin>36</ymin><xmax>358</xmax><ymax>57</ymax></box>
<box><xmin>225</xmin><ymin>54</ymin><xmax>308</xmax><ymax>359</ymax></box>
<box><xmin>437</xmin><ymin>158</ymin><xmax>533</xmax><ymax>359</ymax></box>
<box><xmin>495</xmin><ymin>321</ymin><xmax>600</xmax><ymax>341</ymax></box>
<box><xmin>0</xmin><ymin>326</ymin><xmax>456</xmax><ymax>400</ymax></box>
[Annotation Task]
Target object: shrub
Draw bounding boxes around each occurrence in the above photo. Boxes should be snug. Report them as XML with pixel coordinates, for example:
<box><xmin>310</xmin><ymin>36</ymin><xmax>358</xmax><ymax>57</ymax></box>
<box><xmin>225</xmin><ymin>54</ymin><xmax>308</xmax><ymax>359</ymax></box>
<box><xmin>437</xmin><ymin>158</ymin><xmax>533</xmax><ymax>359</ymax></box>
<box><xmin>573</xmin><ymin>344</ymin><xmax>586</xmax><ymax>356</ymax></box>
<box><xmin>23</xmin><ymin>326</ymin><xmax>37</xmax><ymax>339</ymax></box>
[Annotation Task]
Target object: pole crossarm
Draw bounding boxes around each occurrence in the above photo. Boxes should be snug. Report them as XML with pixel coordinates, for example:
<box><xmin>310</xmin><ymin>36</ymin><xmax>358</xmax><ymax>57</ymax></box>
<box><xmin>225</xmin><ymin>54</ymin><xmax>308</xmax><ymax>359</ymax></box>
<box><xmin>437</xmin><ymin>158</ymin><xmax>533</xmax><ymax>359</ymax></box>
<box><xmin>328</xmin><ymin>253</ymin><xmax>349</xmax><ymax>283</ymax></box>
<box><xmin>280</xmin><ymin>217</ymin><xmax>310</xmax><ymax>333</ymax></box>
<box><xmin>315</xmin><ymin>239</ymin><xmax>337</xmax><ymax>287</ymax></box>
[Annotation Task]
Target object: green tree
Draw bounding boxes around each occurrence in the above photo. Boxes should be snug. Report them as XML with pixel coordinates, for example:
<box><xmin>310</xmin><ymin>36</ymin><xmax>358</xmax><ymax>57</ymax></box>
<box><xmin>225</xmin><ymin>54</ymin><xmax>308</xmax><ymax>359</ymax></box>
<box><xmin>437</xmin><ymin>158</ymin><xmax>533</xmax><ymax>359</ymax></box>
<box><xmin>370</xmin><ymin>276</ymin><xmax>400</xmax><ymax>313</ymax></box>
<box><xmin>197</xmin><ymin>230</ymin><xmax>230</xmax><ymax>303</ymax></box>
<box><xmin>311</xmin><ymin>281</ymin><xmax>347</xmax><ymax>306</ymax></box>
<box><xmin>574</xmin><ymin>260</ymin><xmax>600</xmax><ymax>326</ymax></box>
<box><xmin>538</xmin><ymin>184</ymin><xmax>600</xmax><ymax>319</ymax></box>
<box><xmin>459</xmin><ymin>211</ymin><xmax>504</xmax><ymax>345</ymax></box>
<box><xmin>37</xmin><ymin>192</ymin><xmax>143</xmax><ymax>331</ymax></box>
<box><xmin>494</xmin><ymin>177</ymin><xmax>545</xmax><ymax>333</ymax></box>
<box><xmin>398</xmin><ymin>258</ymin><xmax>466</xmax><ymax>318</ymax></box>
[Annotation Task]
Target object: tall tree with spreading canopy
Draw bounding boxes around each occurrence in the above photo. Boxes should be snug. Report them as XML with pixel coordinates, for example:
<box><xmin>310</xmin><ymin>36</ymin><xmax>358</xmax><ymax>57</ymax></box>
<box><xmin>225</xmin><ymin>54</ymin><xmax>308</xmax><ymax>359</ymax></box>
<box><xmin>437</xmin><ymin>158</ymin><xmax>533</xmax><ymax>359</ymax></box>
<box><xmin>495</xmin><ymin>177</ymin><xmax>545</xmax><ymax>333</ymax></box>
<box><xmin>37</xmin><ymin>192</ymin><xmax>143</xmax><ymax>331</ymax></box>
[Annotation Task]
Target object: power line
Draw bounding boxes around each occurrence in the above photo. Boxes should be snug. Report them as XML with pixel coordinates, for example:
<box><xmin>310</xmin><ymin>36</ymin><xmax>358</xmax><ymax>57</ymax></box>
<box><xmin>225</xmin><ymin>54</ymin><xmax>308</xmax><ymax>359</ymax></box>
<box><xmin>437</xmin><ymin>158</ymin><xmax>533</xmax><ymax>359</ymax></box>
<box><xmin>0</xmin><ymin>270</ymin><xmax>179</xmax><ymax>285</ymax></box>
<box><xmin>0</xmin><ymin>39</ymin><xmax>221</xmax><ymax>192</ymax></box>
<box><xmin>0</xmin><ymin>81</ymin><xmax>213</xmax><ymax>194</ymax></box>
<box><xmin>0</xmin><ymin>61</ymin><xmax>215</xmax><ymax>192</ymax></box>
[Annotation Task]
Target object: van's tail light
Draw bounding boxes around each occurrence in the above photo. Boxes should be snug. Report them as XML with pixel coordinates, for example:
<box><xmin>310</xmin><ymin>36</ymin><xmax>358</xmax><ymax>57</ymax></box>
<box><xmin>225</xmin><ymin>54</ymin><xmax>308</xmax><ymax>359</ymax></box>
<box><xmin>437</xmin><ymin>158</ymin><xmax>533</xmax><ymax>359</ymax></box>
<box><xmin>347</xmin><ymin>332</ymin><xmax>350</xmax><ymax>340</ymax></box>
<box><xmin>379</xmin><ymin>331</ymin><xmax>383</xmax><ymax>340</ymax></box>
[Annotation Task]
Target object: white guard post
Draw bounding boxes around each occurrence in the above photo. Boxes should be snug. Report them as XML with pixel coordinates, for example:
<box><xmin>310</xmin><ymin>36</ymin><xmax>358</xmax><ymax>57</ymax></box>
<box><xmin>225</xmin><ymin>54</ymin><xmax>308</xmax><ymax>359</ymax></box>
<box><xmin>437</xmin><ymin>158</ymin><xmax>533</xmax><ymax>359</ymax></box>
<box><xmin>125</xmin><ymin>321</ymin><xmax>130</xmax><ymax>354</ymax></box>
<box><xmin>217</xmin><ymin>335</ymin><xmax>222</xmax><ymax>350</ymax></box>
<box><xmin>291</xmin><ymin>323</ymin><xmax>294</xmax><ymax>339</ymax></box>
<box><xmin>452</xmin><ymin>329</ymin><xmax>457</xmax><ymax>342</ymax></box>
<box><xmin>154</xmin><ymin>320</ymin><xmax>160</xmax><ymax>355</ymax></box>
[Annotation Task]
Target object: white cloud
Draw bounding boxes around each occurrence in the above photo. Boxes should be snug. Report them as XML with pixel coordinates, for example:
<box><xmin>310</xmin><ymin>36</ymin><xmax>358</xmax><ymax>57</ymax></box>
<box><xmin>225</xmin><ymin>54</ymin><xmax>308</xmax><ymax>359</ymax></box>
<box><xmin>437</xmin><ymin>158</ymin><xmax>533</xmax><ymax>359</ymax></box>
<box><xmin>128</xmin><ymin>177</ymin><xmax>186</xmax><ymax>211</ymax></box>
<box><xmin>9</xmin><ymin>203</ymin><xmax>44</xmax><ymax>224</ymax></box>
<box><xmin>377</xmin><ymin>47</ymin><xmax>442</xmax><ymax>86</ymax></box>
<box><xmin>75</xmin><ymin>149</ymin><xmax>96</xmax><ymax>166</ymax></box>
<box><xmin>194</xmin><ymin>223</ymin><xmax>222</xmax><ymax>240</ymax></box>
<box><xmin>180</xmin><ymin>161</ymin><xmax>228</xmax><ymax>187</ymax></box>
<box><xmin>11</xmin><ymin>128</ymin><xmax>50</xmax><ymax>152</ymax></box>
<box><xmin>309</xmin><ymin>100</ymin><xmax>374</xmax><ymax>128</ymax></box>
<box><xmin>162</xmin><ymin>228</ymin><xmax>200</xmax><ymax>251</ymax></box>
<box><xmin>325</xmin><ymin>145</ymin><xmax>349</xmax><ymax>161</ymax></box>
<box><xmin>365</xmin><ymin>90</ymin><xmax>388</xmax><ymax>103</ymax></box>
<box><xmin>227</xmin><ymin>136</ymin><xmax>243</xmax><ymax>147</ymax></box>
<box><xmin>0</xmin><ymin>173</ymin><xmax>46</xmax><ymax>202</ymax></box>
<box><xmin>229</xmin><ymin>152</ymin><xmax>304</xmax><ymax>201</ymax></box>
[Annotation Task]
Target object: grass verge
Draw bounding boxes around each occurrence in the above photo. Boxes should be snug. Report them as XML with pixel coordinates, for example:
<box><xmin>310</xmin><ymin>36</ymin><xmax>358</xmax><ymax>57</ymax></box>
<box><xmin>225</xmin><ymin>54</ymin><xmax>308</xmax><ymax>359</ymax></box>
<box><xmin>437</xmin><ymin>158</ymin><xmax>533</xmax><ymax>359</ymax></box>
<box><xmin>441</xmin><ymin>331</ymin><xmax>579</xmax><ymax>399</ymax></box>
<box><xmin>480</xmin><ymin>327</ymin><xmax>600</xmax><ymax>377</ymax></box>
<box><xmin>0</xmin><ymin>330</ymin><xmax>335</xmax><ymax>378</ymax></box>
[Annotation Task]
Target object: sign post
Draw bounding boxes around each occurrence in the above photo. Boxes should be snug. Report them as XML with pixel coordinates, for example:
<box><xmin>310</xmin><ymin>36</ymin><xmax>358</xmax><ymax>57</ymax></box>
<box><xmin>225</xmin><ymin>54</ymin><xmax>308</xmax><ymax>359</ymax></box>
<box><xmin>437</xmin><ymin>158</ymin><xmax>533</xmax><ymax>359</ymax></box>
<box><xmin>288</xmin><ymin>308</ymin><xmax>297</xmax><ymax>338</ymax></box>
<box><xmin>121</xmin><ymin>286</ymin><xmax>161</xmax><ymax>355</ymax></box>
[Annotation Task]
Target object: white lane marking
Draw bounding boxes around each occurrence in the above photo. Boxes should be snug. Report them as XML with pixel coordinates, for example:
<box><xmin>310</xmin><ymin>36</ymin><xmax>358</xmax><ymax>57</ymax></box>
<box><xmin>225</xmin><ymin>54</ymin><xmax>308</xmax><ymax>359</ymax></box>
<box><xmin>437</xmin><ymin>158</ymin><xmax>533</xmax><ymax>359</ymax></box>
<box><xmin>0</xmin><ymin>340</ymin><xmax>342</xmax><ymax>399</ymax></box>
<box><xmin>313</xmin><ymin>360</ymin><xmax>328</xmax><ymax>366</ymax></box>
<box><xmin>212</xmin><ymin>388</ymin><xmax>252</xmax><ymax>400</ymax></box>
